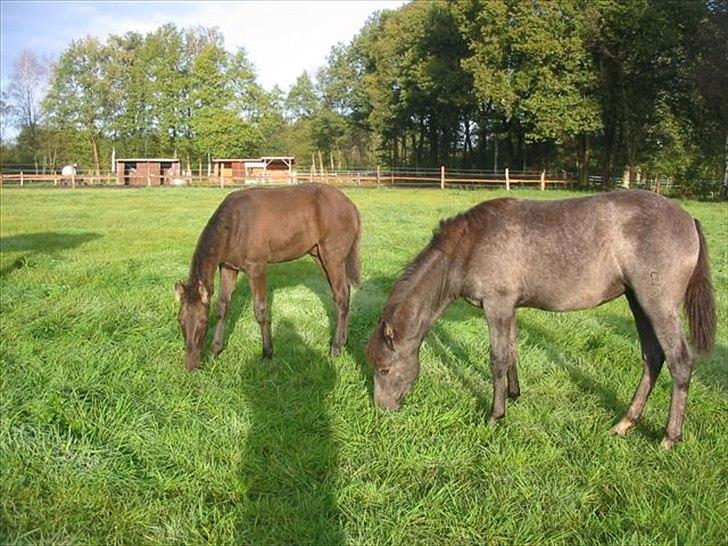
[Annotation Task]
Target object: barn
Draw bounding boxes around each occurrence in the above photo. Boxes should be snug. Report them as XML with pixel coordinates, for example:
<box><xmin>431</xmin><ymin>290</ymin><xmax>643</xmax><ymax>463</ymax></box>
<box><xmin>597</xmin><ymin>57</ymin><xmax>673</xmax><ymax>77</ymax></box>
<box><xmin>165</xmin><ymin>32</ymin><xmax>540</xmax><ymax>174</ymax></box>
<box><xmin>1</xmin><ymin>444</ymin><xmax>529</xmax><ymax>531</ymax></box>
<box><xmin>212</xmin><ymin>156</ymin><xmax>295</xmax><ymax>184</ymax></box>
<box><xmin>116</xmin><ymin>158</ymin><xmax>181</xmax><ymax>186</ymax></box>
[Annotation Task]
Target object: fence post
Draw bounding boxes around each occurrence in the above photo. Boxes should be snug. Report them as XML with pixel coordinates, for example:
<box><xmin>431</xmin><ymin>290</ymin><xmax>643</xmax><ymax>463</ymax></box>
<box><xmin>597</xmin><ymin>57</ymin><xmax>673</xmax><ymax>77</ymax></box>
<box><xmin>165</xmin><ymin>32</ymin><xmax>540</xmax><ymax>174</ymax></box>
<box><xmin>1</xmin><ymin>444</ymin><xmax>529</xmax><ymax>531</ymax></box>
<box><xmin>505</xmin><ymin>168</ymin><xmax>510</xmax><ymax>191</ymax></box>
<box><xmin>220</xmin><ymin>170</ymin><xmax>224</xmax><ymax>189</ymax></box>
<box><xmin>20</xmin><ymin>172</ymin><xmax>24</xmax><ymax>187</ymax></box>
<box><xmin>72</xmin><ymin>172</ymin><xmax>76</xmax><ymax>189</ymax></box>
<box><xmin>440</xmin><ymin>165</ymin><xmax>445</xmax><ymax>190</ymax></box>
<box><xmin>54</xmin><ymin>174</ymin><xmax>58</xmax><ymax>186</ymax></box>
<box><xmin>540</xmin><ymin>170</ymin><xmax>545</xmax><ymax>191</ymax></box>
<box><xmin>146</xmin><ymin>172</ymin><xmax>150</xmax><ymax>187</ymax></box>
<box><xmin>377</xmin><ymin>165</ymin><xmax>381</xmax><ymax>186</ymax></box>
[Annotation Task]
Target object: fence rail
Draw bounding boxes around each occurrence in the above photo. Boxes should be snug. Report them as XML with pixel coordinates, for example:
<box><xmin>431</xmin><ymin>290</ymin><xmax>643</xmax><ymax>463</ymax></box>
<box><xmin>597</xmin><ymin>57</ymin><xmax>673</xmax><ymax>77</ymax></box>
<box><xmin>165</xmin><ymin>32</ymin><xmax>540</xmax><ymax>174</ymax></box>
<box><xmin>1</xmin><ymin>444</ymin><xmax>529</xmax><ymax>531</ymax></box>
<box><xmin>0</xmin><ymin>167</ymin><xmax>575</xmax><ymax>190</ymax></box>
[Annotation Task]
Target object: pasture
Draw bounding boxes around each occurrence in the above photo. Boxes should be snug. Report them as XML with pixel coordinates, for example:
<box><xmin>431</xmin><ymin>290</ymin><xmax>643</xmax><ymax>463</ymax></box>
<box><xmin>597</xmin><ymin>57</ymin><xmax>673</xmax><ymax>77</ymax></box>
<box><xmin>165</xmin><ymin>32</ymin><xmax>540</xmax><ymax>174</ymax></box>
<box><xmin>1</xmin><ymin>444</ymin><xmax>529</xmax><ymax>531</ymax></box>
<box><xmin>1</xmin><ymin>186</ymin><xmax>726</xmax><ymax>545</ymax></box>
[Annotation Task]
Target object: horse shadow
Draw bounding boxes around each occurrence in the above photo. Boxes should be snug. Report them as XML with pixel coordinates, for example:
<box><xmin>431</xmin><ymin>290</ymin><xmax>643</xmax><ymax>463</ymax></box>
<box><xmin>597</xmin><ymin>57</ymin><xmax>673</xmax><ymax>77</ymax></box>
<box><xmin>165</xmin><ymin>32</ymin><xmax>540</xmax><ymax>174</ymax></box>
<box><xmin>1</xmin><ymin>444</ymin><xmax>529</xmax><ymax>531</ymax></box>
<box><xmin>203</xmin><ymin>259</ymin><xmax>386</xmax><ymax>396</ymax></box>
<box><xmin>0</xmin><ymin>232</ymin><xmax>101</xmax><ymax>278</ymax></box>
<box><xmin>234</xmin><ymin>320</ymin><xmax>343</xmax><ymax>544</ymax></box>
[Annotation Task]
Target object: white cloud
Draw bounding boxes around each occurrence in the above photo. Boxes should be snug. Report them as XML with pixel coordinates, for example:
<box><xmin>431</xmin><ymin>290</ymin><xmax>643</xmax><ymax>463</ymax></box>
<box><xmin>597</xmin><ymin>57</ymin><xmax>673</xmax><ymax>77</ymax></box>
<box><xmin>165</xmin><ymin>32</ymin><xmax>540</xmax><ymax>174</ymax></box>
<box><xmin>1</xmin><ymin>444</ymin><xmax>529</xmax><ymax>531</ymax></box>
<box><xmin>1</xmin><ymin>1</ymin><xmax>405</xmax><ymax>92</ymax></box>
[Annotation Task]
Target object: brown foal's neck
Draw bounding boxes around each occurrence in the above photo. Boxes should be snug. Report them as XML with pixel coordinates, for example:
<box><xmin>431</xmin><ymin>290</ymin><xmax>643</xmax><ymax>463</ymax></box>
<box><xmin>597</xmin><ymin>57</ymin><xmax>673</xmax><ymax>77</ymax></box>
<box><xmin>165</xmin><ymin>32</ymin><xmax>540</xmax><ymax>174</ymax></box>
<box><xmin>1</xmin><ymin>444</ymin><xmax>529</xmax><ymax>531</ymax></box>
<box><xmin>188</xmin><ymin>223</ymin><xmax>226</xmax><ymax>295</ymax></box>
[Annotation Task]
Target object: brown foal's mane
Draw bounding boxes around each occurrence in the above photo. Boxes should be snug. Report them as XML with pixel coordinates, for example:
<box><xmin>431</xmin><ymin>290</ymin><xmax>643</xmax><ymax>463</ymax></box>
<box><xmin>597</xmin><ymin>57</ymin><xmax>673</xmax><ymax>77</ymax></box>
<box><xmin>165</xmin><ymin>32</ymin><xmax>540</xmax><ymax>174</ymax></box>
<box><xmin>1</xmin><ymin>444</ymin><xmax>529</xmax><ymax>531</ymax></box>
<box><xmin>188</xmin><ymin>210</ymin><xmax>229</xmax><ymax>292</ymax></box>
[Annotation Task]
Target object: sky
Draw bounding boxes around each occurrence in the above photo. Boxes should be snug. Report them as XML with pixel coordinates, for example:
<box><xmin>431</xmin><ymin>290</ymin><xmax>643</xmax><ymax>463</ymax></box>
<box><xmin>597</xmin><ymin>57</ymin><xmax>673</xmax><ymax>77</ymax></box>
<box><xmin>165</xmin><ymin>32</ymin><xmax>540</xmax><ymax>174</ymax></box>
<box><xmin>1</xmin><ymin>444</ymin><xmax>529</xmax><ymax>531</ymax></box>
<box><xmin>0</xmin><ymin>0</ymin><xmax>406</xmax><ymax>92</ymax></box>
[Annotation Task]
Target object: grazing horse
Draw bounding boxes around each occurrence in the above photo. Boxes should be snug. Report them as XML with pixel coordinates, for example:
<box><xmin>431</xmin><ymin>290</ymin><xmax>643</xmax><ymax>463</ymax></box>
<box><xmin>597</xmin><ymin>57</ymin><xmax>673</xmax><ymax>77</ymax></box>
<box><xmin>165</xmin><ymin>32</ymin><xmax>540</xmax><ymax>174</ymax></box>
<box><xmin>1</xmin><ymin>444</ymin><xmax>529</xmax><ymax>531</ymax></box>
<box><xmin>366</xmin><ymin>190</ymin><xmax>715</xmax><ymax>449</ymax></box>
<box><xmin>175</xmin><ymin>183</ymin><xmax>361</xmax><ymax>369</ymax></box>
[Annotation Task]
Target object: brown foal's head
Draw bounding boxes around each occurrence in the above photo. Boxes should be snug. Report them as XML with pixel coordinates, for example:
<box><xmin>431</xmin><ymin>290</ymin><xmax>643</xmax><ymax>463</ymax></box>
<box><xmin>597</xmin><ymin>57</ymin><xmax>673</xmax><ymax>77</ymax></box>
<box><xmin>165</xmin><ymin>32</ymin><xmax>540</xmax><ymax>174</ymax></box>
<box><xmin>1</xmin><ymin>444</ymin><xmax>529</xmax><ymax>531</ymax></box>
<box><xmin>174</xmin><ymin>280</ymin><xmax>210</xmax><ymax>370</ymax></box>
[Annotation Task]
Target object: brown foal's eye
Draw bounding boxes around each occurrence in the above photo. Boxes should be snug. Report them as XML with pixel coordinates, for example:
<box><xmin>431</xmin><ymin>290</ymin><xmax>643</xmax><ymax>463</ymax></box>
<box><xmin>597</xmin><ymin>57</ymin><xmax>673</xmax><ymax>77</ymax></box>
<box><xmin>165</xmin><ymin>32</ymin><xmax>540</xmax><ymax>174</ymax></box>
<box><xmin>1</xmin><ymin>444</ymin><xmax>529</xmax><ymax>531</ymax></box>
<box><xmin>380</xmin><ymin>368</ymin><xmax>390</xmax><ymax>376</ymax></box>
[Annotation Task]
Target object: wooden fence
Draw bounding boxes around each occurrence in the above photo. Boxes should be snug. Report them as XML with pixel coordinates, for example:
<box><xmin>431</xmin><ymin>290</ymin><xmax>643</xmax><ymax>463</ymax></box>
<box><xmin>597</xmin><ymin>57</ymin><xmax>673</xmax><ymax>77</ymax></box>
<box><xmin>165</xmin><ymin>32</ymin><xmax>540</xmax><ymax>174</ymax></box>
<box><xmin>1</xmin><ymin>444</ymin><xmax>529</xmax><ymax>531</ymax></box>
<box><xmin>0</xmin><ymin>167</ymin><xmax>574</xmax><ymax>190</ymax></box>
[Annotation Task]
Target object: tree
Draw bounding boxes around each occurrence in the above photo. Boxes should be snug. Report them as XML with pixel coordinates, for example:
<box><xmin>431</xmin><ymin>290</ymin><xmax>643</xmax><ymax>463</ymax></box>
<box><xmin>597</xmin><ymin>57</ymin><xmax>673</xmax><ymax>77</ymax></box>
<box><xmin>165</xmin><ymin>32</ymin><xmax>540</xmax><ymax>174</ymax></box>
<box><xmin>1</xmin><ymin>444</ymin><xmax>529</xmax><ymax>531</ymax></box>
<box><xmin>189</xmin><ymin>43</ymin><xmax>257</xmax><ymax>159</ymax></box>
<box><xmin>456</xmin><ymin>0</ymin><xmax>601</xmax><ymax>175</ymax></box>
<box><xmin>106</xmin><ymin>31</ymin><xmax>151</xmax><ymax>158</ymax></box>
<box><xmin>4</xmin><ymin>49</ymin><xmax>50</xmax><ymax>170</ymax></box>
<box><xmin>285</xmin><ymin>72</ymin><xmax>320</xmax><ymax>121</ymax></box>
<box><xmin>43</xmin><ymin>37</ymin><xmax>111</xmax><ymax>175</ymax></box>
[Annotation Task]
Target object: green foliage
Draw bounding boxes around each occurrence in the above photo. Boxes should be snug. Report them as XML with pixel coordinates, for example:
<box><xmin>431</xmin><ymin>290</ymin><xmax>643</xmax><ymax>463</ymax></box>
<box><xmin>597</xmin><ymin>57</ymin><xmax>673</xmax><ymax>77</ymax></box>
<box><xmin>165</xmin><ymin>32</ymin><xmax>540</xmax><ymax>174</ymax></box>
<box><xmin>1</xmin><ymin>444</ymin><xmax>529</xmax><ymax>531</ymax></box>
<box><xmin>3</xmin><ymin>1</ymin><xmax>725</xmax><ymax>196</ymax></box>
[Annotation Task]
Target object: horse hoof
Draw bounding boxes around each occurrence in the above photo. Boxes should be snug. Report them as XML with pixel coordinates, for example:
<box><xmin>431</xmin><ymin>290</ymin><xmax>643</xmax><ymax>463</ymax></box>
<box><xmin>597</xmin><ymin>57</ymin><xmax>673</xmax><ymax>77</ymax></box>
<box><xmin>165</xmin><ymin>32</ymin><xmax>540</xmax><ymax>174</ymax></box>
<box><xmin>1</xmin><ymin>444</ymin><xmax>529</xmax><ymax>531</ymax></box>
<box><xmin>488</xmin><ymin>416</ymin><xmax>502</xmax><ymax>427</ymax></box>
<box><xmin>330</xmin><ymin>345</ymin><xmax>342</xmax><ymax>357</ymax></box>
<box><xmin>507</xmin><ymin>390</ymin><xmax>520</xmax><ymax>401</ymax></box>
<box><xmin>610</xmin><ymin>419</ymin><xmax>634</xmax><ymax>437</ymax></box>
<box><xmin>262</xmin><ymin>349</ymin><xmax>273</xmax><ymax>360</ymax></box>
<box><xmin>660</xmin><ymin>437</ymin><xmax>677</xmax><ymax>450</ymax></box>
<box><xmin>211</xmin><ymin>345</ymin><xmax>224</xmax><ymax>358</ymax></box>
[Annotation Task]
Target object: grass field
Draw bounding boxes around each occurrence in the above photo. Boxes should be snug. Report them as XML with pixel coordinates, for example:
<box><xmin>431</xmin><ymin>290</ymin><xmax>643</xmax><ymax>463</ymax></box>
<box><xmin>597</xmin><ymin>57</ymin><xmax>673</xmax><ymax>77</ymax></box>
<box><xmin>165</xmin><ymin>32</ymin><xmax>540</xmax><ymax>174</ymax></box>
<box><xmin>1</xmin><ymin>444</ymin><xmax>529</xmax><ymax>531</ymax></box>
<box><xmin>1</xmin><ymin>186</ymin><xmax>726</xmax><ymax>545</ymax></box>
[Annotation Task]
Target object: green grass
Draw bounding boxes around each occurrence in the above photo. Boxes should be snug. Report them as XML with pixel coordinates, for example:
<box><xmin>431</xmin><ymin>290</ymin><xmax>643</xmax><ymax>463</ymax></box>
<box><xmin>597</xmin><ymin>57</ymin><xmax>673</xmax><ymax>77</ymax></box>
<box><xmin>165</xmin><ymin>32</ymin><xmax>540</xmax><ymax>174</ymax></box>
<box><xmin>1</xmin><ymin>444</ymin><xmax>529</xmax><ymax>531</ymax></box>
<box><xmin>1</xmin><ymin>186</ymin><xmax>726</xmax><ymax>545</ymax></box>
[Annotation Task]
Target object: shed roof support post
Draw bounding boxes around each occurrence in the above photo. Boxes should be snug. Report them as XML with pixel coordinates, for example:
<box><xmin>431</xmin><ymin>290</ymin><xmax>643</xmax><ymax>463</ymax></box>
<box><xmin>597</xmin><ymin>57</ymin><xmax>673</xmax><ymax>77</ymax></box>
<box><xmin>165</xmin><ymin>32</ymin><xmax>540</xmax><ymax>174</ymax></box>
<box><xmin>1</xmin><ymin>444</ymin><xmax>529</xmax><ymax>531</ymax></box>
<box><xmin>505</xmin><ymin>168</ymin><xmax>510</xmax><ymax>191</ymax></box>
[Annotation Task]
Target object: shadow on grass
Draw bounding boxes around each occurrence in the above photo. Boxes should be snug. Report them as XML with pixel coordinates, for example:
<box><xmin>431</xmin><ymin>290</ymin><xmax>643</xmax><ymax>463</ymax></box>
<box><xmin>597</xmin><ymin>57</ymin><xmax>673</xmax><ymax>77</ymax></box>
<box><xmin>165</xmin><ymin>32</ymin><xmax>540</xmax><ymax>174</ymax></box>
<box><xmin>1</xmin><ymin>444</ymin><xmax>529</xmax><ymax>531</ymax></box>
<box><xmin>235</xmin><ymin>320</ymin><xmax>343</xmax><ymax>544</ymax></box>
<box><xmin>203</xmin><ymin>258</ymin><xmax>388</xmax><ymax>396</ymax></box>
<box><xmin>0</xmin><ymin>231</ymin><xmax>101</xmax><ymax>277</ymax></box>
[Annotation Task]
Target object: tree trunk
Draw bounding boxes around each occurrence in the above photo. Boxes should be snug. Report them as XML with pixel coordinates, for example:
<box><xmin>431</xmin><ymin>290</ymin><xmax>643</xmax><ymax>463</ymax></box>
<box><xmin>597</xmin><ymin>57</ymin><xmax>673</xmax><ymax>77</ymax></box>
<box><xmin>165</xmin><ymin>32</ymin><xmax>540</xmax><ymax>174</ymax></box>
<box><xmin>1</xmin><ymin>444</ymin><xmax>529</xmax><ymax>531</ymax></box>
<box><xmin>494</xmin><ymin>136</ymin><xmax>499</xmax><ymax>173</ymax></box>
<box><xmin>91</xmin><ymin>133</ymin><xmax>101</xmax><ymax>176</ymax></box>
<box><xmin>417</xmin><ymin>119</ymin><xmax>425</xmax><ymax>167</ymax></box>
<box><xmin>463</xmin><ymin>118</ymin><xmax>472</xmax><ymax>167</ymax></box>
<box><xmin>723</xmin><ymin>132</ymin><xmax>728</xmax><ymax>198</ymax></box>
<box><xmin>582</xmin><ymin>135</ymin><xmax>590</xmax><ymax>187</ymax></box>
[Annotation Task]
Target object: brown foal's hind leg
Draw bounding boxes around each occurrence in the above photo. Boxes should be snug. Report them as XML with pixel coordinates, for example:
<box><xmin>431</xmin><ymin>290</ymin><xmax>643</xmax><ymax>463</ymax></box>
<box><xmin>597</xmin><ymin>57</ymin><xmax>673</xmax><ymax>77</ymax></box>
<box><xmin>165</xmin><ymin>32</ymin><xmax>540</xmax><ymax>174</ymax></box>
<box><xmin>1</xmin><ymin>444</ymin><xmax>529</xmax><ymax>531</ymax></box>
<box><xmin>642</xmin><ymin>302</ymin><xmax>694</xmax><ymax>449</ymax></box>
<box><xmin>611</xmin><ymin>292</ymin><xmax>665</xmax><ymax>437</ymax></box>
<box><xmin>484</xmin><ymin>306</ymin><xmax>517</xmax><ymax>424</ymax></box>
<box><xmin>211</xmin><ymin>266</ymin><xmax>239</xmax><ymax>357</ymax></box>
<box><xmin>247</xmin><ymin>263</ymin><xmax>272</xmax><ymax>359</ymax></box>
<box><xmin>318</xmin><ymin>247</ymin><xmax>351</xmax><ymax>357</ymax></box>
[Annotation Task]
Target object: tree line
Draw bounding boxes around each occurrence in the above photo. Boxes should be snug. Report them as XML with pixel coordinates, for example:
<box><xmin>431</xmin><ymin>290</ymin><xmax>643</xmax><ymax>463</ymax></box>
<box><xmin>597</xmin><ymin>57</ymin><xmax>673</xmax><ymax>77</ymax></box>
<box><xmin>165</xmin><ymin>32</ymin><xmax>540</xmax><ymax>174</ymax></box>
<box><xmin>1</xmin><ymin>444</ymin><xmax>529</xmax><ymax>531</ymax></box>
<box><xmin>1</xmin><ymin>0</ymin><xmax>725</xmax><ymax>196</ymax></box>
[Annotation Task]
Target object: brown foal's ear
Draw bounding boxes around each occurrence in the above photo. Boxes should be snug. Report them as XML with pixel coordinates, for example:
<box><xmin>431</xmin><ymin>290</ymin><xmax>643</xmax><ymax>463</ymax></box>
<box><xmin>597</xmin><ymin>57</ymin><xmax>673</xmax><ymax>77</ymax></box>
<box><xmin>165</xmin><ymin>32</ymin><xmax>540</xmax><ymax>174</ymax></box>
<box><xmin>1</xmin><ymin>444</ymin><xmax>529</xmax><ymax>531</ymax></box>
<box><xmin>383</xmin><ymin>321</ymin><xmax>395</xmax><ymax>350</ymax></box>
<box><xmin>196</xmin><ymin>280</ymin><xmax>210</xmax><ymax>305</ymax></box>
<box><xmin>174</xmin><ymin>281</ymin><xmax>185</xmax><ymax>303</ymax></box>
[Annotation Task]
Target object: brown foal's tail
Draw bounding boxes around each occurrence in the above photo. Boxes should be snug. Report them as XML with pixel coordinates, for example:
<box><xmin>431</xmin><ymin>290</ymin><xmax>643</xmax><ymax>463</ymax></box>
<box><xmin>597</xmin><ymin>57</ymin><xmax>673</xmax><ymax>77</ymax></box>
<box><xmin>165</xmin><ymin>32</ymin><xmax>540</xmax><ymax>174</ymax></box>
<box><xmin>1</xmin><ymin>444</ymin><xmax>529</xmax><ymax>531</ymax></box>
<box><xmin>685</xmin><ymin>219</ymin><xmax>716</xmax><ymax>356</ymax></box>
<box><xmin>346</xmin><ymin>211</ymin><xmax>362</xmax><ymax>287</ymax></box>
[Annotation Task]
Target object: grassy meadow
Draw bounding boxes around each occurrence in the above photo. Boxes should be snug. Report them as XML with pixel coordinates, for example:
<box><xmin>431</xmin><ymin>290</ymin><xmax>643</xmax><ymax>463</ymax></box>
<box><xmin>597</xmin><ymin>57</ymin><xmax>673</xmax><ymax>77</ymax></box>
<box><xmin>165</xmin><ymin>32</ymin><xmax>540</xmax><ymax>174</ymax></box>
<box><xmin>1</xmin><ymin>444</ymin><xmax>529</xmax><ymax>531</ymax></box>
<box><xmin>1</xmin><ymin>186</ymin><xmax>726</xmax><ymax>545</ymax></box>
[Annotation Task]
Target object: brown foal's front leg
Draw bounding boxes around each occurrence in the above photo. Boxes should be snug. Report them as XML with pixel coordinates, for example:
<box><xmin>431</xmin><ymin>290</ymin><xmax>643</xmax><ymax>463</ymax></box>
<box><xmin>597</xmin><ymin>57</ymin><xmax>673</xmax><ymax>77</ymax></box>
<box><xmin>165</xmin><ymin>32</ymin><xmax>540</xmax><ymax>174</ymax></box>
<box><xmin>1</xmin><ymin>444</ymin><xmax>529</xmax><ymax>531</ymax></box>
<box><xmin>211</xmin><ymin>266</ymin><xmax>239</xmax><ymax>357</ymax></box>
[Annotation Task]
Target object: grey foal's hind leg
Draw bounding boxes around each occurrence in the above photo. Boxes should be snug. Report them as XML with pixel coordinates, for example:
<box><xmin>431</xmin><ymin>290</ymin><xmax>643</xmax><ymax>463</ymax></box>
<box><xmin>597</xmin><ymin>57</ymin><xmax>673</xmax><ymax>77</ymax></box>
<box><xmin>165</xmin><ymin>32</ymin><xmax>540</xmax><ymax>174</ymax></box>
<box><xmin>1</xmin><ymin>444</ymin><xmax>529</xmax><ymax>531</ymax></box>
<box><xmin>211</xmin><ymin>266</ymin><xmax>239</xmax><ymax>357</ymax></box>
<box><xmin>642</xmin><ymin>303</ymin><xmax>694</xmax><ymax>449</ymax></box>
<box><xmin>484</xmin><ymin>306</ymin><xmax>517</xmax><ymax>424</ymax></box>
<box><xmin>611</xmin><ymin>292</ymin><xmax>665</xmax><ymax>436</ymax></box>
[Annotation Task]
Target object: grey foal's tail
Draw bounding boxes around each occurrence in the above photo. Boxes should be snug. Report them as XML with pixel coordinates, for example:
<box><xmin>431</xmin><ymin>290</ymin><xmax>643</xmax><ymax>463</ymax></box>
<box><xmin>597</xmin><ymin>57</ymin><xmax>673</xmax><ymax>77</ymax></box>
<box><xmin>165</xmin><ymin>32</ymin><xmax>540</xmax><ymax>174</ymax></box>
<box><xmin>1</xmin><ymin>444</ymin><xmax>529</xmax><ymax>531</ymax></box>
<box><xmin>685</xmin><ymin>219</ymin><xmax>716</xmax><ymax>356</ymax></box>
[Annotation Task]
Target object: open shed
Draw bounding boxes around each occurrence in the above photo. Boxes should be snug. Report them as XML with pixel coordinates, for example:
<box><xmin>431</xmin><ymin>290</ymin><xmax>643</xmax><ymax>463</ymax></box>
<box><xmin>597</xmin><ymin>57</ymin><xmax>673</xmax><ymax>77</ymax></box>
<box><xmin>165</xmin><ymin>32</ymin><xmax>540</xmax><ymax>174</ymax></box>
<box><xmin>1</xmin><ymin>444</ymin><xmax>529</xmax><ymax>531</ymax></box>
<box><xmin>213</xmin><ymin>156</ymin><xmax>295</xmax><ymax>184</ymax></box>
<box><xmin>116</xmin><ymin>158</ymin><xmax>181</xmax><ymax>186</ymax></box>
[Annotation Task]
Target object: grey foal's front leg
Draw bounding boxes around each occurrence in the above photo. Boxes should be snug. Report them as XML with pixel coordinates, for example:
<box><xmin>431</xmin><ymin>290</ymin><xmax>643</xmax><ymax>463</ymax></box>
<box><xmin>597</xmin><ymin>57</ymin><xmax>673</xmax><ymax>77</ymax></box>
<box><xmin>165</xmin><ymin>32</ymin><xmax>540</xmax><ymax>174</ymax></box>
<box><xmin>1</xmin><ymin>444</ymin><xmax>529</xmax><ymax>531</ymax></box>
<box><xmin>485</xmin><ymin>307</ymin><xmax>517</xmax><ymax>425</ymax></box>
